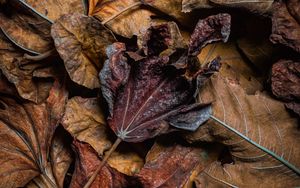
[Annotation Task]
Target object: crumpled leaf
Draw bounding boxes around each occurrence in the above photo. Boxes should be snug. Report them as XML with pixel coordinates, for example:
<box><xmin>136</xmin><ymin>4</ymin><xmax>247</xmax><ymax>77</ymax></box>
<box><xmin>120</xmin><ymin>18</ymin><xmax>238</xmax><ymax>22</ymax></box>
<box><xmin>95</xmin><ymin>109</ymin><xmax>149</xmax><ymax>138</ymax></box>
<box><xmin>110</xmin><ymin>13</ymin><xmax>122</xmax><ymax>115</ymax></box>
<box><xmin>0</xmin><ymin>3</ymin><xmax>53</xmax><ymax>54</ymax></box>
<box><xmin>188</xmin><ymin>13</ymin><xmax>231</xmax><ymax>56</ymax></box>
<box><xmin>26</xmin><ymin>127</ymin><xmax>73</xmax><ymax>188</ymax></box>
<box><xmin>51</xmin><ymin>13</ymin><xmax>116</xmax><ymax>89</ymax></box>
<box><xmin>0</xmin><ymin>31</ymin><xmax>59</xmax><ymax>103</ymax></box>
<box><xmin>270</xmin><ymin>0</ymin><xmax>300</xmax><ymax>53</ymax></box>
<box><xmin>22</xmin><ymin>0</ymin><xmax>85</xmax><ymax>21</ymax></box>
<box><xmin>271</xmin><ymin>59</ymin><xmax>300</xmax><ymax>116</ymax></box>
<box><xmin>88</xmin><ymin>0</ymin><xmax>154</xmax><ymax>38</ymax></box>
<box><xmin>185</xmin><ymin>69</ymin><xmax>300</xmax><ymax>187</ymax></box>
<box><xmin>70</xmin><ymin>140</ymin><xmax>130</xmax><ymax>188</ymax></box>
<box><xmin>0</xmin><ymin>80</ymin><xmax>68</xmax><ymax>188</ymax></box>
<box><xmin>136</xmin><ymin>138</ymin><xmax>218</xmax><ymax>188</ymax></box>
<box><xmin>100</xmin><ymin>21</ymin><xmax>224</xmax><ymax>142</ymax></box>
<box><xmin>61</xmin><ymin>96</ymin><xmax>144</xmax><ymax>175</ymax></box>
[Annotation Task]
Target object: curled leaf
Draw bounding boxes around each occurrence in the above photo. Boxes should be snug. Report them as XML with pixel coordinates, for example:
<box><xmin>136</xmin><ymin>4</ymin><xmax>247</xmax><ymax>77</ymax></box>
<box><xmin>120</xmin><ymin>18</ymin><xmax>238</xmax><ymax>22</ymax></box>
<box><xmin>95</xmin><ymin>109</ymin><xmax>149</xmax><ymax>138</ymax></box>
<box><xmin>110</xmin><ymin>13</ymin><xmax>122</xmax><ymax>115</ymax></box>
<box><xmin>51</xmin><ymin>13</ymin><xmax>116</xmax><ymax>89</ymax></box>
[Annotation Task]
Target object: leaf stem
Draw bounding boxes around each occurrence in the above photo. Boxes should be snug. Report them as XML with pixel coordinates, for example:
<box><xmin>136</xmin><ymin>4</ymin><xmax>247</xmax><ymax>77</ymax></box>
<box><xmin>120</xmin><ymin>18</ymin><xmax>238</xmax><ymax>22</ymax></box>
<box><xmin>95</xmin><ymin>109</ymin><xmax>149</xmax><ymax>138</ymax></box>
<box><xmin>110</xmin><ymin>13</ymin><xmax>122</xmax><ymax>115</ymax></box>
<box><xmin>210</xmin><ymin>115</ymin><xmax>300</xmax><ymax>176</ymax></box>
<box><xmin>40</xmin><ymin>173</ymin><xmax>58</xmax><ymax>188</ymax></box>
<box><xmin>83</xmin><ymin>137</ymin><xmax>122</xmax><ymax>188</ymax></box>
<box><xmin>101</xmin><ymin>2</ymin><xmax>141</xmax><ymax>25</ymax></box>
<box><xmin>24</xmin><ymin>49</ymin><xmax>56</xmax><ymax>61</ymax></box>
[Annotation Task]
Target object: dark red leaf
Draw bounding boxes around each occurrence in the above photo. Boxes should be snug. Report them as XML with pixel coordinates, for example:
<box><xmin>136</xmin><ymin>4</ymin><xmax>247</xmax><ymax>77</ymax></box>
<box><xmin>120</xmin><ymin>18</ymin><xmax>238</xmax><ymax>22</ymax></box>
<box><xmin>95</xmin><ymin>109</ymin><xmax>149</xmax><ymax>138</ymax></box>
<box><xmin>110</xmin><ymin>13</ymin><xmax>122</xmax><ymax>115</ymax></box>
<box><xmin>100</xmin><ymin>19</ymin><xmax>229</xmax><ymax>142</ymax></box>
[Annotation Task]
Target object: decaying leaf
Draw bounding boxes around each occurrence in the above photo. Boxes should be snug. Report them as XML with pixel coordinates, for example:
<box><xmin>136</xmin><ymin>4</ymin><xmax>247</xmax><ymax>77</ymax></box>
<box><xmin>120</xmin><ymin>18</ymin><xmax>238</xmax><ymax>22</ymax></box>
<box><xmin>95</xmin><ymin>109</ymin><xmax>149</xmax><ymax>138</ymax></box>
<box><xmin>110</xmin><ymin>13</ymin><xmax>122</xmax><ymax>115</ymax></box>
<box><xmin>100</xmin><ymin>17</ymin><xmax>228</xmax><ymax>142</ymax></box>
<box><xmin>0</xmin><ymin>4</ymin><xmax>53</xmax><ymax>54</ymax></box>
<box><xmin>185</xmin><ymin>68</ymin><xmax>300</xmax><ymax>187</ymax></box>
<box><xmin>182</xmin><ymin>0</ymin><xmax>213</xmax><ymax>13</ymax></box>
<box><xmin>270</xmin><ymin>1</ymin><xmax>300</xmax><ymax>53</ymax></box>
<box><xmin>61</xmin><ymin>96</ymin><xmax>144</xmax><ymax>175</ymax></box>
<box><xmin>51</xmin><ymin>13</ymin><xmax>116</xmax><ymax>89</ymax></box>
<box><xmin>88</xmin><ymin>0</ymin><xmax>154</xmax><ymax>38</ymax></box>
<box><xmin>0</xmin><ymin>80</ymin><xmax>68</xmax><ymax>188</ymax></box>
<box><xmin>136</xmin><ymin>138</ymin><xmax>218</xmax><ymax>188</ymax></box>
<box><xmin>22</xmin><ymin>0</ymin><xmax>85</xmax><ymax>21</ymax></box>
<box><xmin>271</xmin><ymin>59</ymin><xmax>300</xmax><ymax>116</ymax></box>
<box><xmin>70</xmin><ymin>140</ymin><xmax>130</xmax><ymax>188</ymax></box>
<box><xmin>0</xmin><ymin>32</ymin><xmax>58</xmax><ymax>103</ymax></box>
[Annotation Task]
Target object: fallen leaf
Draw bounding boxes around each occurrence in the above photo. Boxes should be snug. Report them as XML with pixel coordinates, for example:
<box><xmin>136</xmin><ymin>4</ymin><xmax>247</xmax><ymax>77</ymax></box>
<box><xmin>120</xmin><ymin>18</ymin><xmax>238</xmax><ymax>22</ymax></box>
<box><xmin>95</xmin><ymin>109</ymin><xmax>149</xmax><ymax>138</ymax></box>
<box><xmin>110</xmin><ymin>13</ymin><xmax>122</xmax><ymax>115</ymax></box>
<box><xmin>88</xmin><ymin>0</ymin><xmax>154</xmax><ymax>38</ymax></box>
<box><xmin>100</xmin><ymin>16</ymin><xmax>231</xmax><ymax>142</ymax></box>
<box><xmin>270</xmin><ymin>1</ymin><xmax>300</xmax><ymax>53</ymax></box>
<box><xmin>51</xmin><ymin>13</ymin><xmax>116</xmax><ymax>89</ymax></box>
<box><xmin>136</xmin><ymin>138</ymin><xmax>218</xmax><ymax>188</ymax></box>
<box><xmin>0</xmin><ymin>3</ymin><xmax>53</xmax><ymax>54</ymax></box>
<box><xmin>0</xmin><ymin>80</ymin><xmax>68</xmax><ymax>188</ymax></box>
<box><xmin>22</xmin><ymin>0</ymin><xmax>85</xmax><ymax>21</ymax></box>
<box><xmin>61</xmin><ymin>96</ymin><xmax>144</xmax><ymax>175</ymax></box>
<box><xmin>70</xmin><ymin>140</ymin><xmax>130</xmax><ymax>188</ymax></box>
<box><xmin>271</xmin><ymin>59</ymin><xmax>300</xmax><ymax>116</ymax></box>
<box><xmin>185</xmin><ymin>69</ymin><xmax>300</xmax><ymax>187</ymax></box>
<box><xmin>210</xmin><ymin>0</ymin><xmax>273</xmax><ymax>14</ymax></box>
<box><xmin>182</xmin><ymin>0</ymin><xmax>213</xmax><ymax>13</ymax></box>
<box><xmin>0</xmin><ymin>31</ymin><xmax>59</xmax><ymax>103</ymax></box>
<box><xmin>26</xmin><ymin>126</ymin><xmax>73</xmax><ymax>188</ymax></box>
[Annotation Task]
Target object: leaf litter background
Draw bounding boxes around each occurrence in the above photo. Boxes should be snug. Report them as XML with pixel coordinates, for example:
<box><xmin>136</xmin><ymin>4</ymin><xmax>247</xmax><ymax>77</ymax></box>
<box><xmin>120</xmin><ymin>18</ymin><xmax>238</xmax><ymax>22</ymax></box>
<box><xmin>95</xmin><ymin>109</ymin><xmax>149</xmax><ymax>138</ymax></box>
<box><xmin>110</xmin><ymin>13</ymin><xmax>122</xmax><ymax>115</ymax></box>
<box><xmin>0</xmin><ymin>0</ymin><xmax>299</xmax><ymax>188</ymax></box>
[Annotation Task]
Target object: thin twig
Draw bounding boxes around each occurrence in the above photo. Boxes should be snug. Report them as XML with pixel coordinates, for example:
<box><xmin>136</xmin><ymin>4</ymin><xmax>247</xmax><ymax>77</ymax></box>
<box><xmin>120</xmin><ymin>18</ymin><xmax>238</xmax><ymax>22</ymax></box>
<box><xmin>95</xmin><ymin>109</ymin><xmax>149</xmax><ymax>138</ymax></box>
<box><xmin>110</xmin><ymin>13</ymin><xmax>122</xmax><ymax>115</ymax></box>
<box><xmin>101</xmin><ymin>2</ymin><xmax>141</xmax><ymax>25</ymax></box>
<box><xmin>24</xmin><ymin>49</ymin><xmax>56</xmax><ymax>61</ymax></box>
<box><xmin>83</xmin><ymin>137</ymin><xmax>122</xmax><ymax>188</ymax></box>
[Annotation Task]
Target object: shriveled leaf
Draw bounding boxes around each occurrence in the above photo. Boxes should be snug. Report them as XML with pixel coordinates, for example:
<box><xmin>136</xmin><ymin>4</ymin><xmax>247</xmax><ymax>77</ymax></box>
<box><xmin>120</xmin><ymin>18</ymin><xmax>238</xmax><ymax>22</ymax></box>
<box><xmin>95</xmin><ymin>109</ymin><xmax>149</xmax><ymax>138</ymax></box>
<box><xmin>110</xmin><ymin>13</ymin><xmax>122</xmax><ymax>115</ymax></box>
<box><xmin>70</xmin><ymin>140</ymin><xmax>130</xmax><ymax>188</ymax></box>
<box><xmin>210</xmin><ymin>0</ymin><xmax>273</xmax><ymax>14</ymax></box>
<box><xmin>136</xmin><ymin>138</ymin><xmax>218</xmax><ymax>188</ymax></box>
<box><xmin>26</xmin><ymin>127</ymin><xmax>73</xmax><ymax>188</ymax></box>
<box><xmin>22</xmin><ymin>0</ymin><xmax>85</xmax><ymax>21</ymax></box>
<box><xmin>0</xmin><ymin>80</ymin><xmax>68</xmax><ymax>188</ymax></box>
<box><xmin>88</xmin><ymin>0</ymin><xmax>154</xmax><ymax>38</ymax></box>
<box><xmin>189</xmin><ymin>13</ymin><xmax>231</xmax><ymax>56</ymax></box>
<box><xmin>271</xmin><ymin>59</ymin><xmax>300</xmax><ymax>116</ymax></box>
<box><xmin>0</xmin><ymin>4</ymin><xmax>52</xmax><ymax>54</ymax></box>
<box><xmin>0</xmin><ymin>72</ymin><xmax>18</xmax><ymax>96</ymax></box>
<box><xmin>182</xmin><ymin>0</ymin><xmax>213</xmax><ymax>13</ymax></box>
<box><xmin>0</xmin><ymin>32</ymin><xmax>58</xmax><ymax>103</ymax></box>
<box><xmin>270</xmin><ymin>1</ymin><xmax>300</xmax><ymax>53</ymax></box>
<box><xmin>51</xmin><ymin>13</ymin><xmax>116</xmax><ymax>89</ymax></box>
<box><xmin>186</xmin><ymin>69</ymin><xmax>300</xmax><ymax>187</ymax></box>
<box><xmin>61</xmin><ymin>96</ymin><xmax>144</xmax><ymax>175</ymax></box>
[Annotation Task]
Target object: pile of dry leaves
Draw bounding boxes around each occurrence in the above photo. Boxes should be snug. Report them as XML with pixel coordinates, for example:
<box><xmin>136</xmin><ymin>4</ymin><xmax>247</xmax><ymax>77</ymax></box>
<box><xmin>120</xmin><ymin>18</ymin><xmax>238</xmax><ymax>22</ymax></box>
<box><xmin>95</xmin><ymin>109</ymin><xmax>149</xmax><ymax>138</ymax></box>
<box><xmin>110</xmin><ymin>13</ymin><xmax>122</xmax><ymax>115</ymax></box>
<box><xmin>0</xmin><ymin>0</ymin><xmax>299</xmax><ymax>188</ymax></box>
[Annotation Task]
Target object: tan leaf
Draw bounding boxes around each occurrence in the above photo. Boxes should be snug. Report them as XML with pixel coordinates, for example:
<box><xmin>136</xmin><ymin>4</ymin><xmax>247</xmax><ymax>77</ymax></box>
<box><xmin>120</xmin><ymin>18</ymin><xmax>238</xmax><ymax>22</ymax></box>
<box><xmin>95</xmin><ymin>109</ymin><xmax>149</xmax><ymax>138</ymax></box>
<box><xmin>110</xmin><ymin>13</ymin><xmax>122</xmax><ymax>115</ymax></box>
<box><xmin>0</xmin><ymin>32</ymin><xmax>58</xmax><ymax>103</ymax></box>
<box><xmin>136</xmin><ymin>138</ymin><xmax>219</xmax><ymax>188</ymax></box>
<box><xmin>61</xmin><ymin>96</ymin><xmax>144</xmax><ymax>175</ymax></box>
<box><xmin>88</xmin><ymin>0</ymin><xmax>154</xmax><ymax>38</ymax></box>
<box><xmin>0</xmin><ymin>6</ymin><xmax>52</xmax><ymax>54</ymax></box>
<box><xmin>23</xmin><ymin>0</ymin><xmax>85</xmax><ymax>21</ymax></box>
<box><xmin>0</xmin><ymin>80</ymin><xmax>68</xmax><ymax>188</ymax></box>
<box><xmin>70</xmin><ymin>140</ymin><xmax>130</xmax><ymax>188</ymax></box>
<box><xmin>51</xmin><ymin>13</ymin><xmax>116</xmax><ymax>89</ymax></box>
<box><xmin>186</xmin><ymin>69</ymin><xmax>300</xmax><ymax>187</ymax></box>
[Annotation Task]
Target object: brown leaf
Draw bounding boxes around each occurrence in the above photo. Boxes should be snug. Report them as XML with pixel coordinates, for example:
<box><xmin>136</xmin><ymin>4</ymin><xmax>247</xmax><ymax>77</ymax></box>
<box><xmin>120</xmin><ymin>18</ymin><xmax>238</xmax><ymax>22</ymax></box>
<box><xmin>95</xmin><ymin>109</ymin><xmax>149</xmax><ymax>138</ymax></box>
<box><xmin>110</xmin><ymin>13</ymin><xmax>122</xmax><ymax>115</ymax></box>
<box><xmin>182</xmin><ymin>0</ymin><xmax>213</xmax><ymax>13</ymax></box>
<box><xmin>210</xmin><ymin>0</ymin><xmax>273</xmax><ymax>13</ymax></box>
<box><xmin>0</xmin><ymin>32</ymin><xmax>58</xmax><ymax>103</ymax></box>
<box><xmin>70</xmin><ymin>140</ymin><xmax>130</xmax><ymax>188</ymax></box>
<box><xmin>22</xmin><ymin>0</ymin><xmax>85</xmax><ymax>21</ymax></box>
<box><xmin>61</xmin><ymin>96</ymin><xmax>144</xmax><ymax>175</ymax></box>
<box><xmin>0</xmin><ymin>80</ymin><xmax>68</xmax><ymax>188</ymax></box>
<box><xmin>270</xmin><ymin>1</ymin><xmax>300</xmax><ymax>53</ymax></box>
<box><xmin>271</xmin><ymin>59</ymin><xmax>300</xmax><ymax>116</ymax></box>
<box><xmin>0</xmin><ymin>4</ymin><xmax>53</xmax><ymax>54</ymax></box>
<box><xmin>51</xmin><ymin>13</ymin><xmax>116</xmax><ymax>89</ymax></box>
<box><xmin>88</xmin><ymin>0</ymin><xmax>154</xmax><ymax>38</ymax></box>
<box><xmin>136</xmin><ymin>138</ymin><xmax>218</xmax><ymax>188</ymax></box>
<box><xmin>186</xmin><ymin>69</ymin><xmax>300</xmax><ymax>187</ymax></box>
<box><xmin>100</xmin><ymin>21</ymin><xmax>220</xmax><ymax>142</ymax></box>
<box><xmin>26</xmin><ymin>127</ymin><xmax>73</xmax><ymax>188</ymax></box>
